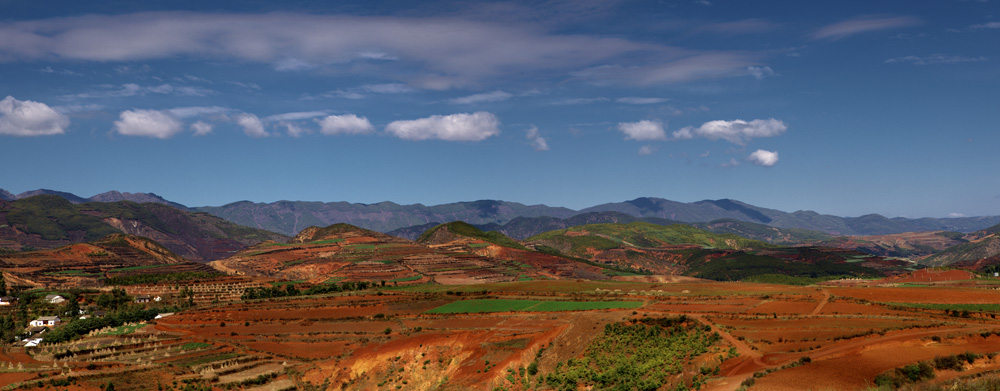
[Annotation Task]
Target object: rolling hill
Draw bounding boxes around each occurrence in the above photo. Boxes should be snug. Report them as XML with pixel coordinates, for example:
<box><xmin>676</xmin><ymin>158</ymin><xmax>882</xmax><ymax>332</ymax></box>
<box><xmin>0</xmin><ymin>195</ymin><xmax>288</xmax><ymax>262</ymax></box>
<box><xmin>0</xmin><ymin>234</ymin><xmax>216</xmax><ymax>289</ymax></box>
<box><xmin>525</xmin><ymin>221</ymin><xmax>897</xmax><ymax>280</ymax></box>
<box><xmin>921</xmin><ymin>224</ymin><xmax>1000</xmax><ymax>266</ymax></box>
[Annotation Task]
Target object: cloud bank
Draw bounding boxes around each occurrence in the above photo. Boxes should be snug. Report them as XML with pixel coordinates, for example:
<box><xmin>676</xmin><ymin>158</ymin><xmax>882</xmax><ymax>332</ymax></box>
<box><xmin>0</xmin><ymin>12</ymin><xmax>760</xmax><ymax>88</ymax></box>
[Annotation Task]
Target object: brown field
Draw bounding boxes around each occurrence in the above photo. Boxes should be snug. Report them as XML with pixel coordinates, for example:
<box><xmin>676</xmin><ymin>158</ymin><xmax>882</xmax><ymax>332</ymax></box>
<box><xmin>6</xmin><ymin>278</ymin><xmax>1000</xmax><ymax>391</ymax></box>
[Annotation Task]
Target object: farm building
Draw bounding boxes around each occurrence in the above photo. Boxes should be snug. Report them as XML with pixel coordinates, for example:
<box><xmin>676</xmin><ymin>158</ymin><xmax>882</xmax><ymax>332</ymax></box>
<box><xmin>0</xmin><ymin>296</ymin><xmax>16</xmax><ymax>306</ymax></box>
<box><xmin>44</xmin><ymin>294</ymin><xmax>66</xmax><ymax>304</ymax></box>
<box><xmin>135</xmin><ymin>295</ymin><xmax>151</xmax><ymax>303</ymax></box>
<box><xmin>29</xmin><ymin>316</ymin><xmax>61</xmax><ymax>327</ymax></box>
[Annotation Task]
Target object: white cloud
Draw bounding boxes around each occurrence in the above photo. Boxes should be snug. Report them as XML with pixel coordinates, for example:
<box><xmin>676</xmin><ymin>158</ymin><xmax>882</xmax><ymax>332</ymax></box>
<box><xmin>234</xmin><ymin>113</ymin><xmax>268</xmax><ymax>138</ymax></box>
<box><xmin>617</xmin><ymin>120</ymin><xmax>666</xmax><ymax>141</ymax></box>
<box><xmin>191</xmin><ymin>121</ymin><xmax>212</xmax><ymax>136</ymax></box>
<box><xmin>316</xmin><ymin>114</ymin><xmax>375</xmax><ymax>135</ymax></box>
<box><xmin>971</xmin><ymin>22</ymin><xmax>1000</xmax><ymax>29</ymax></box>
<box><xmin>812</xmin><ymin>16</ymin><xmax>920</xmax><ymax>40</ymax></box>
<box><xmin>282</xmin><ymin>122</ymin><xmax>308</xmax><ymax>138</ymax></box>
<box><xmin>0</xmin><ymin>96</ymin><xmax>70</xmax><ymax>136</ymax></box>
<box><xmin>113</xmin><ymin>109</ymin><xmax>183</xmax><ymax>139</ymax></box>
<box><xmin>449</xmin><ymin>90</ymin><xmax>513</xmax><ymax>104</ymax></box>
<box><xmin>885</xmin><ymin>54</ymin><xmax>987</xmax><ymax>65</ymax></box>
<box><xmin>0</xmin><ymin>12</ymin><xmax>755</xmax><ymax>88</ymax></box>
<box><xmin>947</xmin><ymin>212</ymin><xmax>967</xmax><ymax>218</ymax></box>
<box><xmin>385</xmin><ymin>112</ymin><xmax>500</xmax><ymax>141</ymax></box>
<box><xmin>525</xmin><ymin>126</ymin><xmax>549</xmax><ymax>151</ymax></box>
<box><xmin>747</xmin><ymin>149</ymin><xmax>779</xmax><ymax>166</ymax></box>
<box><xmin>265</xmin><ymin>111</ymin><xmax>327</xmax><ymax>121</ymax></box>
<box><xmin>672</xmin><ymin>118</ymin><xmax>786</xmax><ymax>145</ymax></box>
<box><xmin>638</xmin><ymin>145</ymin><xmax>656</xmax><ymax>155</ymax></box>
<box><xmin>616</xmin><ymin>97</ymin><xmax>668</xmax><ymax>104</ymax></box>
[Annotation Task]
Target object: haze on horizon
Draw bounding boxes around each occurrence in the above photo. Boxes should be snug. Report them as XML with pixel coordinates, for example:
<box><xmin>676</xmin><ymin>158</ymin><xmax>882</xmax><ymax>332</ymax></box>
<box><xmin>1</xmin><ymin>0</ymin><xmax>997</xmax><ymax>219</ymax></box>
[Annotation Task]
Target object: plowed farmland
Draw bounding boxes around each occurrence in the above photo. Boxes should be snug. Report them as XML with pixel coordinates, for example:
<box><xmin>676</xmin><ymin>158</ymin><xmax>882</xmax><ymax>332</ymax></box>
<box><xmin>6</xmin><ymin>278</ymin><xmax>1000</xmax><ymax>390</ymax></box>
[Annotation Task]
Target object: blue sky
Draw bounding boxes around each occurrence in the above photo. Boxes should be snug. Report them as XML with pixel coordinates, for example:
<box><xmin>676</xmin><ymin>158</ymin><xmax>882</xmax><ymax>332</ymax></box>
<box><xmin>1</xmin><ymin>0</ymin><xmax>998</xmax><ymax>218</ymax></box>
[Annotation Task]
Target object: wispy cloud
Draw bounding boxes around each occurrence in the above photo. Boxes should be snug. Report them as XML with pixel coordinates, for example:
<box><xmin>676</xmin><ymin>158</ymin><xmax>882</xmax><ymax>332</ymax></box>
<box><xmin>449</xmin><ymin>90</ymin><xmax>513</xmax><ymax>104</ymax></box>
<box><xmin>638</xmin><ymin>145</ymin><xmax>657</xmax><ymax>155</ymax></box>
<box><xmin>64</xmin><ymin>83</ymin><xmax>214</xmax><ymax>100</ymax></box>
<box><xmin>573</xmin><ymin>53</ymin><xmax>759</xmax><ymax>86</ymax></box>
<box><xmin>552</xmin><ymin>97</ymin><xmax>609</xmax><ymax>105</ymax></box>
<box><xmin>617</xmin><ymin>120</ymin><xmax>667</xmax><ymax>141</ymax></box>
<box><xmin>885</xmin><ymin>54</ymin><xmax>987</xmax><ymax>65</ymax></box>
<box><xmin>525</xmin><ymin>126</ymin><xmax>549</xmax><ymax>151</ymax></box>
<box><xmin>168</xmin><ymin>106</ymin><xmax>230</xmax><ymax>119</ymax></box>
<box><xmin>0</xmin><ymin>12</ymin><xmax>761</xmax><ymax>88</ymax></box>
<box><xmin>697</xmin><ymin>19</ymin><xmax>776</xmax><ymax>35</ymax></box>
<box><xmin>324</xmin><ymin>83</ymin><xmax>415</xmax><ymax>100</ymax></box>
<box><xmin>812</xmin><ymin>16</ymin><xmax>920</xmax><ymax>40</ymax></box>
<box><xmin>971</xmin><ymin>22</ymin><xmax>1000</xmax><ymax>29</ymax></box>
<box><xmin>191</xmin><ymin>121</ymin><xmax>213</xmax><ymax>136</ymax></box>
<box><xmin>264</xmin><ymin>111</ymin><xmax>327</xmax><ymax>122</ymax></box>
<box><xmin>0</xmin><ymin>96</ymin><xmax>70</xmax><ymax>136</ymax></box>
<box><xmin>616</xmin><ymin>97</ymin><xmax>668</xmax><ymax>104</ymax></box>
<box><xmin>672</xmin><ymin>118</ymin><xmax>786</xmax><ymax>145</ymax></box>
<box><xmin>385</xmin><ymin>112</ymin><xmax>500</xmax><ymax>141</ymax></box>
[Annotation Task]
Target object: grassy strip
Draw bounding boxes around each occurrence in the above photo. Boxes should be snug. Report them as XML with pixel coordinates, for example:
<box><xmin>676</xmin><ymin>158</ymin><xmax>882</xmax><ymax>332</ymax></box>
<box><xmin>109</xmin><ymin>264</ymin><xmax>164</xmax><ymax>272</ymax></box>
<box><xmin>426</xmin><ymin>299</ymin><xmax>643</xmax><ymax>314</ymax></box>
<box><xmin>97</xmin><ymin>324</ymin><xmax>147</xmax><ymax>336</ymax></box>
<box><xmin>271</xmin><ymin>280</ymin><xmax>305</xmax><ymax>287</ymax></box>
<box><xmin>390</xmin><ymin>275</ymin><xmax>424</xmax><ymax>283</ymax></box>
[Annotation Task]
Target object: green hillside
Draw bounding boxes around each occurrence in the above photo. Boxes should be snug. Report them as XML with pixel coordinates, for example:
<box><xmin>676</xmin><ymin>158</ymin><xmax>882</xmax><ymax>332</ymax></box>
<box><xmin>527</xmin><ymin>221</ymin><xmax>771</xmax><ymax>255</ymax></box>
<box><xmin>417</xmin><ymin>221</ymin><xmax>527</xmax><ymax>250</ymax></box>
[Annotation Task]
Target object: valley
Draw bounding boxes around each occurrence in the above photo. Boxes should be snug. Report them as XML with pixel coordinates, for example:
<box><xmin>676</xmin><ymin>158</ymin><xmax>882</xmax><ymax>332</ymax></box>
<box><xmin>4</xmin><ymin>192</ymin><xmax>1000</xmax><ymax>391</ymax></box>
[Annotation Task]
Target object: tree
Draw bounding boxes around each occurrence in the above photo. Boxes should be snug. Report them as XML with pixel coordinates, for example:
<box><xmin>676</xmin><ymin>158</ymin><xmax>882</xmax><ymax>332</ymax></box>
<box><xmin>0</xmin><ymin>273</ymin><xmax>7</xmax><ymax>296</ymax></box>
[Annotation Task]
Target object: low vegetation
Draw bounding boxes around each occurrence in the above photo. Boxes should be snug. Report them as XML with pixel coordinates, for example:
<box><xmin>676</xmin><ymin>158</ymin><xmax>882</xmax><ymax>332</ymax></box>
<box><xmin>544</xmin><ymin>316</ymin><xmax>723</xmax><ymax>391</ymax></box>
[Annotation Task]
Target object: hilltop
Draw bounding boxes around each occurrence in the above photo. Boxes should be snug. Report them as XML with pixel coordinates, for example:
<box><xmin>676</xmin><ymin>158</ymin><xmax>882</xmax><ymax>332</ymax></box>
<box><xmin>0</xmin><ymin>233</ymin><xmax>215</xmax><ymax>288</ymax></box>
<box><xmin>0</xmin><ymin>195</ymin><xmax>288</xmax><ymax>262</ymax></box>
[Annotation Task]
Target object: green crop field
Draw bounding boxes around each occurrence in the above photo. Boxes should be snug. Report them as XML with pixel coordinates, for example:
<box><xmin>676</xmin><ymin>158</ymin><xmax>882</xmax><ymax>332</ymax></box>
<box><xmin>271</xmin><ymin>279</ymin><xmax>305</xmax><ymax>287</ymax></box>
<box><xmin>110</xmin><ymin>264</ymin><xmax>164</xmax><ymax>272</ymax></box>
<box><xmin>98</xmin><ymin>324</ymin><xmax>147</xmax><ymax>336</ymax></box>
<box><xmin>425</xmin><ymin>299</ymin><xmax>643</xmax><ymax>314</ymax></box>
<box><xmin>390</xmin><ymin>275</ymin><xmax>424</xmax><ymax>283</ymax></box>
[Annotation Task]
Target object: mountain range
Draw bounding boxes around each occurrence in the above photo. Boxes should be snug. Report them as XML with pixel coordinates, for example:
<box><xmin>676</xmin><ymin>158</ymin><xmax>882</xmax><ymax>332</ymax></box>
<box><xmin>4</xmin><ymin>188</ymin><xmax>1000</xmax><ymax>237</ymax></box>
<box><xmin>0</xmin><ymin>188</ymin><xmax>187</xmax><ymax>210</ymax></box>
